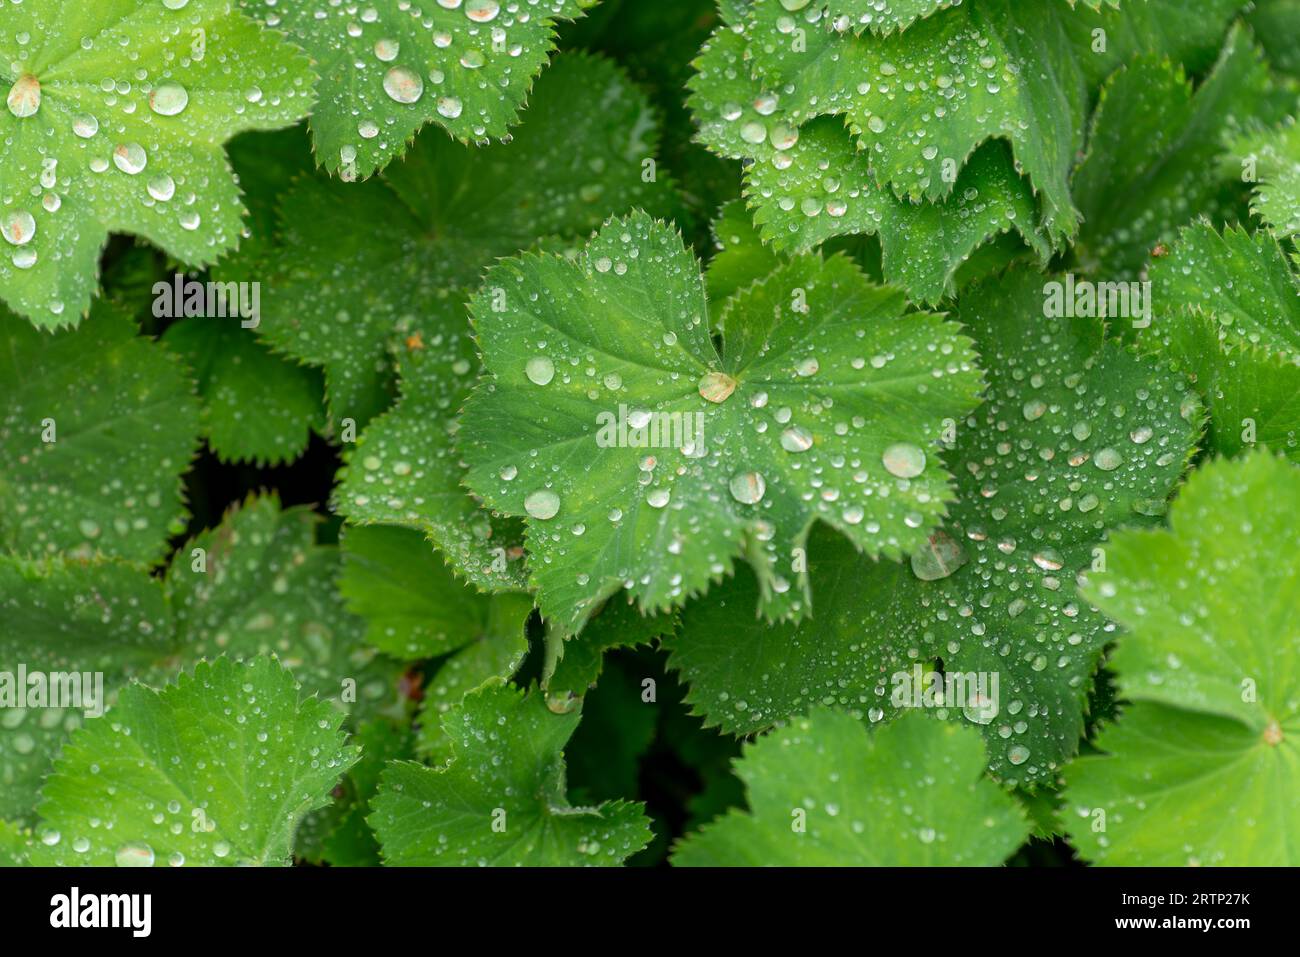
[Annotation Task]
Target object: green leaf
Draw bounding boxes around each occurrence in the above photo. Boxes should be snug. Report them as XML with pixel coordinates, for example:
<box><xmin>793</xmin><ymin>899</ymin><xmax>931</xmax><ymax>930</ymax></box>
<box><xmin>0</xmin><ymin>300</ymin><xmax>201</xmax><ymax>564</ymax></box>
<box><xmin>0</xmin><ymin>0</ymin><xmax>315</xmax><ymax>327</ymax></box>
<box><xmin>162</xmin><ymin>319</ymin><xmax>324</xmax><ymax>466</ymax></box>
<box><xmin>371</xmin><ymin>679</ymin><xmax>652</xmax><ymax>865</ymax></box>
<box><xmin>296</xmin><ymin>717</ymin><xmax>413</xmax><ymax>868</ymax></box>
<box><xmin>1248</xmin><ymin>0</ymin><xmax>1300</xmax><ymax>79</ymax></box>
<box><xmin>1064</xmin><ymin>0</ymin><xmax>1249</xmax><ymax>86</ymax></box>
<box><xmin>1072</xmin><ymin>29</ymin><xmax>1276</xmax><ymax>278</ymax></box>
<box><xmin>1064</xmin><ymin>451</ymin><xmax>1300</xmax><ymax>865</ymax></box>
<box><xmin>747</xmin><ymin>123</ymin><xmax>1049</xmax><ymax>303</ymax></box>
<box><xmin>31</xmin><ymin>656</ymin><xmax>359</xmax><ymax>866</ymax></box>
<box><xmin>666</xmin><ymin>268</ymin><xmax>1203</xmax><ymax>784</ymax></box>
<box><xmin>0</xmin><ymin>820</ymin><xmax>29</xmax><ymax>866</ymax></box>
<box><xmin>460</xmin><ymin>211</ymin><xmax>985</xmax><ymax>632</ymax></box>
<box><xmin>1227</xmin><ymin>119</ymin><xmax>1300</xmax><ymax>239</ymax></box>
<box><xmin>547</xmin><ymin>597</ymin><xmax>676</xmax><ymax>698</ymax></box>
<box><xmin>336</xmin><ymin>523</ymin><xmax>531</xmax><ymax>757</ymax></box>
<box><xmin>257</xmin><ymin>51</ymin><xmax>670</xmax><ymax>430</ymax></box>
<box><xmin>1147</xmin><ymin>312</ymin><xmax>1300</xmax><ymax>463</ymax></box>
<box><xmin>0</xmin><ymin>558</ymin><xmax>171</xmax><ymax>823</ymax></box>
<box><xmin>705</xmin><ymin>199</ymin><xmax>782</xmax><ymax>305</ymax></box>
<box><xmin>740</xmin><ymin>0</ymin><xmax>1088</xmax><ymax>241</ymax></box>
<box><xmin>686</xmin><ymin>24</ymin><xmax>1049</xmax><ymax>302</ymax></box>
<box><xmin>332</xmin><ymin>335</ymin><xmax>529</xmax><ymax>591</ymax></box>
<box><xmin>339</xmin><ymin>523</ymin><xmax>531</xmax><ymax>660</ymax></box>
<box><xmin>672</xmin><ymin>710</ymin><xmax>1028</xmax><ymax>865</ymax></box>
<box><xmin>241</xmin><ymin>0</ymin><xmax>594</xmax><ymax>179</ymax></box>
<box><xmin>1150</xmin><ymin>223</ymin><xmax>1300</xmax><ymax>361</ymax></box>
<box><xmin>0</xmin><ymin>496</ymin><xmax>402</xmax><ymax>823</ymax></box>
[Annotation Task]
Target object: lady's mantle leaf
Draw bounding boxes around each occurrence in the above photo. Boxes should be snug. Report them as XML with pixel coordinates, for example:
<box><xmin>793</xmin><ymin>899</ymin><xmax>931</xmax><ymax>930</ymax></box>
<box><xmin>666</xmin><ymin>269</ymin><xmax>1202</xmax><ymax>784</ymax></box>
<box><xmin>739</xmin><ymin>0</ymin><xmax>1088</xmax><ymax>242</ymax></box>
<box><xmin>0</xmin><ymin>0</ymin><xmax>315</xmax><ymax>327</ymax></box>
<box><xmin>460</xmin><ymin>211</ymin><xmax>984</xmax><ymax>633</ymax></box>
<box><xmin>1064</xmin><ymin>452</ymin><xmax>1300</xmax><ymax>865</ymax></box>
<box><xmin>332</xmin><ymin>341</ymin><xmax>529</xmax><ymax>592</ymax></box>
<box><xmin>1071</xmin><ymin>30</ymin><xmax>1277</xmax><ymax>278</ymax></box>
<box><xmin>258</xmin><ymin>52</ymin><xmax>670</xmax><ymax>430</ymax></box>
<box><xmin>1143</xmin><ymin>224</ymin><xmax>1300</xmax><ymax>462</ymax></box>
<box><xmin>687</xmin><ymin>25</ymin><xmax>1048</xmax><ymax>303</ymax></box>
<box><xmin>162</xmin><ymin>319</ymin><xmax>324</xmax><ymax>466</ymax></box>
<box><xmin>31</xmin><ymin>656</ymin><xmax>359</xmax><ymax>866</ymax></box>
<box><xmin>241</xmin><ymin>0</ymin><xmax>594</xmax><ymax>179</ymax></box>
<box><xmin>0</xmin><ymin>301</ymin><xmax>201</xmax><ymax>564</ymax></box>
<box><xmin>1227</xmin><ymin>119</ymin><xmax>1300</xmax><ymax>239</ymax></box>
<box><xmin>337</xmin><ymin>524</ymin><xmax>532</xmax><ymax>756</ymax></box>
<box><xmin>0</xmin><ymin>496</ymin><xmax>401</xmax><ymax>823</ymax></box>
<box><xmin>371</xmin><ymin>679</ymin><xmax>651</xmax><ymax>865</ymax></box>
<box><xmin>672</xmin><ymin>710</ymin><xmax>1028</xmax><ymax>865</ymax></box>
<box><xmin>1151</xmin><ymin>223</ymin><xmax>1300</xmax><ymax>361</ymax></box>
<box><xmin>0</xmin><ymin>560</ymin><xmax>171</xmax><ymax>823</ymax></box>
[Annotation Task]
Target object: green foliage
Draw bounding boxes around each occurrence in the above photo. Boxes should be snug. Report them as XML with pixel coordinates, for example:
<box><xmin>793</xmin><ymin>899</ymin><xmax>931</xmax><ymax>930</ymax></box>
<box><xmin>3</xmin><ymin>0</ymin><xmax>1299</xmax><ymax>870</ymax></box>
<box><xmin>0</xmin><ymin>0</ymin><xmax>315</xmax><ymax>327</ymax></box>
<box><xmin>1064</xmin><ymin>452</ymin><xmax>1300</xmax><ymax>865</ymax></box>
<box><xmin>31</xmin><ymin>656</ymin><xmax>358</xmax><ymax>866</ymax></box>
<box><xmin>370</xmin><ymin>680</ymin><xmax>652</xmax><ymax>865</ymax></box>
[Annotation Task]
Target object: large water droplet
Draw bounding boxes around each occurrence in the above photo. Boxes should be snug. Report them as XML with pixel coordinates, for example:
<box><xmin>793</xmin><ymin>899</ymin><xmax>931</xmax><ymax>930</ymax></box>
<box><xmin>72</xmin><ymin>113</ymin><xmax>99</xmax><ymax>138</ymax></box>
<box><xmin>525</xmin><ymin>356</ymin><xmax>554</xmax><ymax>385</ymax></box>
<box><xmin>115</xmin><ymin>843</ymin><xmax>156</xmax><ymax>867</ymax></box>
<box><xmin>882</xmin><ymin>442</ymin><xmax>925</xmax><ymax>478</ymax></box>
<box><xmin>524</xmin><ymin>489</ymin><xmax>560</xmax><ymax>520</ymax></box>
<box><xmin>729</xmin><ymin>471</ymin><xmax>766</xmax><ymax>505</ymax></box>
<box><xmin>113</xmin><ymin>142</ymin><xmax>147</xmax><ymax>175</ymax></box>
<box><xmin>147</xmin><ymin>174</ymin><xmax>175</xmax><ymax>202</ymax></box>
<box><xmin>383</xmin><ymin>67</ymin><xmax>424</xmax><ymax>104</ymax></box>
<box><xmin>910</xmin><ymin>530</ymin><xmax>967</xmax><ymax>581</ymax></box>
<box><xmin>780</xmin><ymin>425</ymin><xmax>813</xmax><ymax>453</ymax></box>
<box><xmin>698</xmin><ymin>371</ymin><xmax>736</xmax><ymax>403</ymax></box>
<box><xmin>1094</xmin><ymin>447</ymin><xmax>1123</xmax><ymax>471</ymax></box>
<box><xmin>437</xmin><ymin>96</ymin><xmax>463</xmax><ymax>119</ymax></box>
<box><xmin>149</xmin><ymin>82</ymin><xmax>189</xmax><ymax>116</ymax></box>
<box><xmin>466</xmin><ymin>0</ymin><xmax>500</xmax><ymax>22</ymax></box>
<box><xmin>1</xmin><ymin>210</ymin><xmax>36</xmax><ymax>246</ymax></box>
<box><xmin>7</xmin><ymin>75</ymin><xmax>40</xmax><ymax>117</ymax></box>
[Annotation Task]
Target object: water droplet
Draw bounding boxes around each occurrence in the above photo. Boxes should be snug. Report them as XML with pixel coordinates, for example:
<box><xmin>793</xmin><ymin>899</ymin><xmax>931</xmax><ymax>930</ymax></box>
<box><xmin>115</xmin><ymin>843</ymin><xmax>155</xmax><ymax>867</ymax></box>
<box><xmin>1008</xmin><ymin>745</ymin><xmax>1030</xmax><ymax>766</ymax></box>
<box><xmin>1</xmin><ymin>210</ymin><xmax>36</xmax><ymax>246</ymax></box>
<box><xmin>72</xmin><ymin>113</ymin><xmax>99</xmax><ymax>138</ymax></box>
<box><xmin>525</xmin><ymin>356</ymin><xmax>555</xmax><ymax>385</ymax></box>
<box><xmin>7</xmin><ymin>75</ymin><xmax>40</xmax><ymax>117</ymax></box>
<box><xmin>374</xmin><ymin>38</ymin><xmax>400</xmax><ymax>62</ymax></box>
<box><xmin>524</xmin><ymin>489</ymin><xmax>560</xmax><ymax>520</ymax></box>
<box><xmin>149</xmin><ymin>82</ymin><xmax>188</xmax><ymax>116</ymax></box>
<box><xmin>910</xmin><ymin>530</ymin><xmax>967</xmax><ymax>581</ymax></box>
<box><xmin>147</xmin><ymin>174</ymin><xmax>175</xmax><ymax>202</ymax></box>
<box><xmin>112</xmin><ymin>143</ymin><xmax>147</xmax><ymax>175</ymax></box>
<box><xmin>698</xmin><ymin>371</ymin><xmax>736</xmax><ymax>403</ymax></box>
<box><xmin>465</xmin><ymin>0</ymin><xmax>500</xmax><ymax>22</ymax></box>
<box><xmin>383</xmin><ymin>67</ymin><xmax>424</xmax><ymax>104</ymax></box>
<box><xmin>729</xmin><ymin>471</ymin><xmax>766</xmax><ymax>505</ymax></box>
<box><xmin>437</xmin><ymin>96</ymin><xmax>463</xmax><ymax>119</ymax></box>
<box><xmin>1094</xmin><ymin>447</ymin><xmax>1123</xmax><ymax>471</ymax></box>
<box><xmin>646</xmin><ymin>488</ymin><xmax>671</xmax><ymax>508</ymax></box>
<box><xmin>882</xmin><ymin>442</ymin><xmax>925</xmax><ymax>478</ymax></box>
<box><xmin>780</xmin><ymin>425</ymin><xmax>813</xmax><ymax>453</ymax></box>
